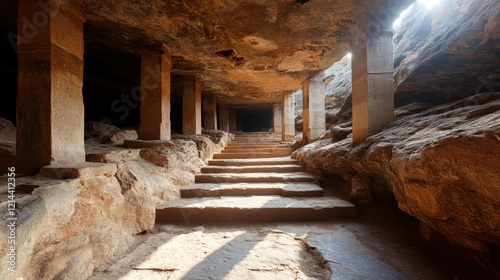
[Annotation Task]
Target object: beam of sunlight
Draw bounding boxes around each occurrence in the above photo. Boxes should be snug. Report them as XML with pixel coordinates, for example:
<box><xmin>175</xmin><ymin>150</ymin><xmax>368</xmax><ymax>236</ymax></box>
<box><xmin>119</xmin><ymin>231</ymin><xmax>247</xmax><ymax>279</ymax></box>
<box><xmin>418</xmin><ymin>0</ymin><xmax>441</xmax><ymax>9</ymax></box>
<box><xmin>393</xmin><ymin>4</ymin><xmax>414</xmax><ymax>29</ymax></box>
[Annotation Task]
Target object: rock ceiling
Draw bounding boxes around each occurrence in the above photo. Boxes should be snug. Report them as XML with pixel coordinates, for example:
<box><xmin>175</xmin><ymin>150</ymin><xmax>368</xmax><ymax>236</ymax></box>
<box><xmin>84</xmin><ymin>0</ymin><xmax>411</xmax><ymax>104</ymax></box>
<box><xmin>0</xmin><ymin>0</ymin><xmax>412</xmax><ymax>105</ymax></box>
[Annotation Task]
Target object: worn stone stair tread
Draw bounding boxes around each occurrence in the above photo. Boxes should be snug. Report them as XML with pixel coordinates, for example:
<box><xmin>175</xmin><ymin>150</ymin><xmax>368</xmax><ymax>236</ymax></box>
<box><xmin>214</xmin><ymin>152</ymin><xmax>291</xmax><ymax>159</ymax></box>
<box><xmin>195</xmin><ymin>172</ymin><xmax>317</xmax><ymax>183</ymax></box>
<box><xmin>181</xmin><ymin>182</ymin><xmax>324</xmax><ymax>197</ymax></box>
<box><xmin>201</xmin><ymin>164</ymin><xmax>303</xmax><ymax>173</ymax></box>
<box><xmin>230</xmin><ymin>140</ymin><xmax>283</xmax><ymax>143</ymax></box>
<box><xmin>208</xmin><ymin>158</ymin><xmax>298</xmax><ymax>166</ymax></box>
<box><xmin>224</xmin><ymin>146</ymin><xmax>290</xmax><ymax>150</ymax></box>
<box><xmin>221</xmin><ymin>148</ymin><xmax>292</xmax><ymax>153</ymax></box>
<box><xmin>225</xmin><ymin>143</ymin><xmax>291</xmax><ymax>148</ymax></box>
<box><xmin>156</xmin><ymin>196</ymin><xmax>356</xmax><ymax>222</ymax></box>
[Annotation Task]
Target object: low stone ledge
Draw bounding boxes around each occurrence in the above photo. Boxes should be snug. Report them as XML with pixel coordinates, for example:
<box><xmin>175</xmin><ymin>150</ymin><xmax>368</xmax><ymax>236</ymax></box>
<box><xmin>123</xmin><ymin>139</ymin><xmax>193</xmax><ymax>148</ymax></box>
<box><xmin>39</xmin><ymin>162</ymin><xmax>117</xmax><ymax>179</ymax></box>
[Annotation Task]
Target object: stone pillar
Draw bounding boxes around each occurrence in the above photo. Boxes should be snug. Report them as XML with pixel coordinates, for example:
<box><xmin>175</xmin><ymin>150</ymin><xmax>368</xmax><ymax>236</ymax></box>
<box><xmin>229</xmin><ymin>110</ymin><xmax>237</xmax><ymax>132</ymax></box>
<box><xmin>282</xmin><ymin>93</ymin><xmax>295</xmax><ymax>142</ymax></box>
<box><xmin>302</xmin><ymin>72</ymin><xmax>326</xmax><ymax>143</ymax></box>
<box><xmin>203</xmin><ymin>94</ymin><xmax>217</xmax><ymax>130</ymax></box>
<box><xmin>352</xmin><ymin>29</ymin><xmax>394</xmax><ymax>145</ymax></box>
<box><xmin>139</xmin><ymin>48</ymin><xmax>171</xmax><ymax>140</ymax></box>
<box><xmin>273</xmin><ymin>104</ymin><xmax>282</xmax><ymax>134</ymax></box>
<box><xmin>17</xmin><ymin>0</ymin><xmax>86</xmax><ymax>173</ymax></box>
<box><xmin>219</xmin><ymin>105</ymin><xmax>229</xmax><ymax>132</ymax></box>
<box><xmin>182</xmin><ymin>76</ymin><xmax>201</xmax><ymax>134</ymax></box>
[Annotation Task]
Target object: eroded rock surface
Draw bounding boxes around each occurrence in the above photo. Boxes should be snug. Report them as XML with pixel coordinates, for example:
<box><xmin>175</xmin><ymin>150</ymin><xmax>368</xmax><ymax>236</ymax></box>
<box><xmin>0</xmin><ymin>169</ymin><xmax>150</xmax><ymax>280</ymax></box>
<box><xmin>80</xmin><ymin>0</ymin><xmax>412</xmax><ymax>104</ymax></box>
<box><xmin>0</xmin><ymin>118</ymin><xmax>15</xmax><ymax>144</ymax></box>
<box><xmin>85</xmin><ymin>121</ymin><xmax>138</xmax><ymax>145</ymax></box>
<box><xmin>293</xmin><ymin>93</ymin><xmax>500</xmax><ymax>272</ymax></box>
<box><xmin>394</xmin><ymin>0</ymin><xmax>500</xmax><ymax>105</ymax></box>
<box><xmin>296</xmin><ymin>0</ymin><xmax>499</xmax><ymax>130</ymax></box>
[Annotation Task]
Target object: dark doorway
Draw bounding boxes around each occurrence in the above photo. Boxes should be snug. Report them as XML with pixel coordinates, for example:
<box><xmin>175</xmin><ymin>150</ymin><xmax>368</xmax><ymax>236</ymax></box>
<box><xmin>238</xmin><ymin>109</ymin><xmax>273</xmax><ymax>132</ymax></box>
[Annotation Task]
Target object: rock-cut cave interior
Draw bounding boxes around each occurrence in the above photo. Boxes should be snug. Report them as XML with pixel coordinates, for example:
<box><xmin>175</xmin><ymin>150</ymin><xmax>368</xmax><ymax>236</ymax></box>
<box><xmin>0</xmin><ymin>0</ymin><xmax>499</xmax><ymax>279</ymax></box>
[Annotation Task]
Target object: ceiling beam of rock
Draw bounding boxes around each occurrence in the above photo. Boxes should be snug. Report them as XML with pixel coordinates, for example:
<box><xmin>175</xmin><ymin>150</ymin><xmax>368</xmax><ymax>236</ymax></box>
<box><xmin>84</xmin><ymin>0</ymin><xmax>412</xmax><ymax>104</ymax></box>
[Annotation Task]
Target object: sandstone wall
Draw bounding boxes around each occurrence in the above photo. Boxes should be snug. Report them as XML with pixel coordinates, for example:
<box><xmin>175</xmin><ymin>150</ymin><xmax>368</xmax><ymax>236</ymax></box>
<box><xmin>295</xmin><ymin>0</ymin><xmax>500</xmax><ymax>129</ymax></box>
<box><xmin>293</xmin><ymin>93</ymin><xmax>500</xmax><ymax>273</ymax></box>
<box><xmin>0</xmin><ymin>126</ymin><xmax>233</xmax><ymax>279</ymax></box>
<box><xmin>0</xmin><ymin>171</ymin><xmax>147</xmax><ymax>279</ymax></box>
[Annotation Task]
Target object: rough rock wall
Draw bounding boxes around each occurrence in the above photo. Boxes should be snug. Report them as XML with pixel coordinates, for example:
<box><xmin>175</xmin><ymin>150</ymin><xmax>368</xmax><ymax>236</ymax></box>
<box><xmin>293</xmin><ymin>93</ymin><xmax>500</xmax><ymax>273</ymax></box>
<box><xmin>295</xmin><ymin>0</ymin><xmax>500</xmax><ymax>128</ymax></box>
<box><xmin>0</xmin><ymin>126</ymin><xmax>233</xmax><ymax>279</ymax></box>
<box><xmin>0</xmin><ymin>118</ymin><xmax>15</xmax><ymax>174</ymax></box>
<box><xmin>394</xmin><ymin>0</ymin><xmax>500</xmax><ymax>105</ymax></box>
<box><xmin>0</xmin><ymin>170</ymin><xmax>150</xmax><ymax>279</ymax></box>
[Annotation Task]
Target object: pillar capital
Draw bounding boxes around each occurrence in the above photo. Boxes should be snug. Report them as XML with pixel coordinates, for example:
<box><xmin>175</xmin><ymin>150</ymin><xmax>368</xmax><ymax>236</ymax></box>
<box><xmin>182</xmin><ymin>75</ymin><xmax>201</xmax><ymax>89</ymax></box>
<box><xmin>141</xmin><ymin>45</ymin><xmax>172</xmax><ymax>65</ymax></box>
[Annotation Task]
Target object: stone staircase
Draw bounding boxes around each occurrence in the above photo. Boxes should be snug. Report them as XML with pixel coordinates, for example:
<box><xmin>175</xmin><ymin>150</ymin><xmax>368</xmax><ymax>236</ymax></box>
<box><xmin>156</xmin><ymin>133</ymin><xmax>356</xmax><ymax>223</ymax></box>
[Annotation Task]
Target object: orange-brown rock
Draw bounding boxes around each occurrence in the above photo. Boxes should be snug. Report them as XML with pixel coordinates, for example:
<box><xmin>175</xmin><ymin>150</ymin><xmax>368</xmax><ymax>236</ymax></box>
<box><xmin>293</xmin><ymin>93</ymin><xmax>500</xmax><ymax>272</ymax></box>
<box><xmin>81</xmin><ymin>0</ymin><xmax>410</xmax><ymax>105</ymax></box>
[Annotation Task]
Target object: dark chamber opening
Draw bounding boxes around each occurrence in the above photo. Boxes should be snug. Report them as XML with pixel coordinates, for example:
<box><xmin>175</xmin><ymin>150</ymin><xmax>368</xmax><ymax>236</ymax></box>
<box><xmin>0</xmin><ymin>28</ymin><xmax>18</xmax><ymax>125</ymax></box>
<box><xmin>83</xmin><ymin>35</ymin><xmax>142</xmax><ymax>129</ymax></box>
<box><xmin>238</xmin><ymin>109</ymin><xmax>273</xmax><ymax>132</ymax></box>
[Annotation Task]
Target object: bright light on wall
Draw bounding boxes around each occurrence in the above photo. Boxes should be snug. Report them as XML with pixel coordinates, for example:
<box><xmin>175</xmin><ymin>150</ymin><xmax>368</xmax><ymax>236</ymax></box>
<box><xmin>346</xmin><ymin>52</ymin><xmax>352</xmax><ymax>59</ymax></box>
<box><xmin>393</xmin><ymin>4</ymin><xmax>413</xmax><ymax>29</ymax></box>
<box><xmin>418</xmin><ymin>0</ymin><xmax>441</xmax><ymax>8</ymax></box>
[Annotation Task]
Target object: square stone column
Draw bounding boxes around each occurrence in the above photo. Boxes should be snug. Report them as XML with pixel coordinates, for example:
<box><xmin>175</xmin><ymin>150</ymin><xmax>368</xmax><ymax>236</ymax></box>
<box><xmin>352</xmin><ymin>29</ymin><xmax>394</xmax><ymax>145</ymax></box>
<box><xmin>229</xmin><ymin>110</ymin><xmax>237</xmax><ymax>132</ymax></box>
<box><xmin>182</xmin><ymin>76</ymin><xmax>201</xmax><ymax>134</ymax></box>
<box><xmin>203</xmin><ymin>94</ymin><xmax>217</xmax><ymax>130</ymax></box>
<box><xmin>139</xmin><ymin>48</ymin><xmax>171</xmax><ymax>140</ymax></box>
<box><xmin>273</xmin><ymin>104</ymin><xmax>282</xmax><ymax>134</ymax></box>
<box><xmin>302</xmin><ymin>72</ymin><xmax>326</xmax><ymax>143</ymax></box>
<box><xmin>219</xmin><ymin>105</ymin><xmax>229</xmax><ymax>132</ymax></box>
<box><xmin>17</xmin><ymin>0</ymin><xmax>86</xmax><ymax>173</ymax></box>
<box><xmin>282</xmin><ymin>93</ymin><xmax>295</xmax><ymax>142</ymax></box>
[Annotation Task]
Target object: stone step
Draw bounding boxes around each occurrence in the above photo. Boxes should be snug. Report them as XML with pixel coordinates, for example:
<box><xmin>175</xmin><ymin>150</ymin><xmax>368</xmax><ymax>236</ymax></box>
<box><xmin>209</xmin><ymin>158</ymin><xmax>299</xmax><ymax>166</ymax></box>
<box><xmin>195</xmin><ymin>172</ymin><xmax>316</xmax><ymax>183</ymax></box>
<box><xmin>221</xmin><ymin>148</ymin><xmax>292</xmax><ymax>154</ymax></box>
<box><xmin>156</xmin><ymin>196</ymin><xmax>356</xmax><ymax>223</ymax></box>
<box><xmin>231</xmin><ymin>139</ymin><xmax>283</xmax><ymax>143</ymax></box>
<box><xmin>213</xmin><ymin>153</ymin><xmax>277</xmax><ymax>159</ymax></box>
<box><xmin>226</xmin><ymin>143</ymin><xmax>290</xmax><ymax>148</ymax></box>
<box><xmin>213</xmin><ymin>151</ymin><xmax>291</xmax><ymax>159</ymax></box>
<box><xmin>201</xmin><ymin>164</ymin><xmax>303</xmax><ymax>173</ymax></box>
<box><xmin>181</xmin><ymin>183</ymin><xmax>324</xmax><ymax>197</ymax></box>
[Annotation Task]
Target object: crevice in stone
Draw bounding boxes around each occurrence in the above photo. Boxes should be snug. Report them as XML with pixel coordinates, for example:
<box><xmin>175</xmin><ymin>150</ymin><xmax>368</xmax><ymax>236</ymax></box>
<box><xmin>215</xmin><ymin>49</ymin><xmax>246</xmax><ymax>67</ymax></box>
<box><xmin>295</xmin><ymin>0</ymin><xmax>310</xmax><ymax>4</ymax></box>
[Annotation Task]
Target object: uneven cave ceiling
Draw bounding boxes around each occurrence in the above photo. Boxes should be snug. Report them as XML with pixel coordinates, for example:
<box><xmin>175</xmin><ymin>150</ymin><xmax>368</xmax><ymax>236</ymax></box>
<box><xmin>83</xmin><ymin>0</ymin><xmax>411</xmax><ymax>104</ymax></box>
<box><xmin>1</xmin><ymin>0</ymin><xmax>413</xmax><ymax>105</ymax></box>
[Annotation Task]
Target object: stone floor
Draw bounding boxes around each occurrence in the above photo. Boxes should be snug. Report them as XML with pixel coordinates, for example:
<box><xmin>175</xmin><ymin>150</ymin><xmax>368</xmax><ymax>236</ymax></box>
<box><xmin>90</xmin><ymin>134</ymin><xmax>497</xmax><ymax>280</ymax></box>
<box><xmin>91</xmin><ymin>199</ymin><xmax>462</xmax><ymax>280</ymax></box>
